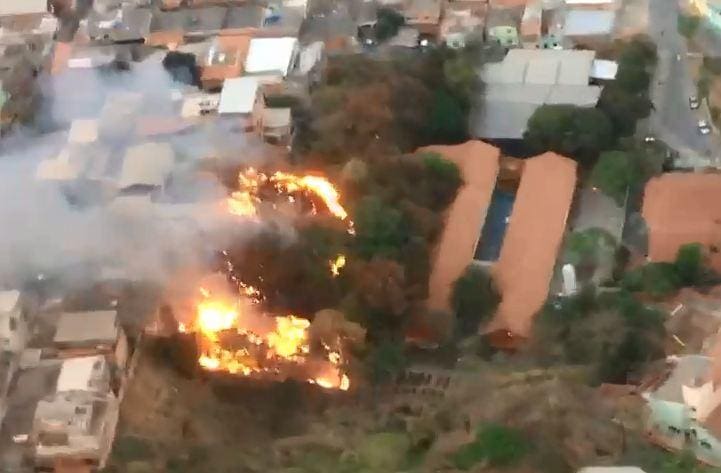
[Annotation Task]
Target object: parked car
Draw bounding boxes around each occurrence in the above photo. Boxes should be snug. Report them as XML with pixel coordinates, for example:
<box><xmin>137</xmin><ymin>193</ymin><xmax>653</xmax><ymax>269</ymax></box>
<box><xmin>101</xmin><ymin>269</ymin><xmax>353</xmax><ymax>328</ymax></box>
<box><xmin>689</xmin><ymin>95</ymin><xmax>700</xmax><ymax>110</ymax></box>
<box><xmin>644</xmin><ymin>135</ymin><xmax>656</xmax><ymax>143</ymax></box>
<box><xmin>698</xmin><ymin>119</ymin><xmax>712</xmax><ymax>135</ymax></box>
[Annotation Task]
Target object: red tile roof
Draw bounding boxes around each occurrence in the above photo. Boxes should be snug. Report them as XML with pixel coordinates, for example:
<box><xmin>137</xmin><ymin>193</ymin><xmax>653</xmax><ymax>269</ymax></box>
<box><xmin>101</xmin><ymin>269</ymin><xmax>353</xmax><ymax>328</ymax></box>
<box><xmin>485</xmin><ymin>152</ymin><xmax>577</xmax><ymax>342</ymax></box>
<box><xmin>643</xmin><ymin>173</ymin><xmax>721</xmax><ymax>273</ymax></box>
<box><xmin>420</xmin><ymin>140</ymin><xmax>501</xmax><ymax>313</ymax></box>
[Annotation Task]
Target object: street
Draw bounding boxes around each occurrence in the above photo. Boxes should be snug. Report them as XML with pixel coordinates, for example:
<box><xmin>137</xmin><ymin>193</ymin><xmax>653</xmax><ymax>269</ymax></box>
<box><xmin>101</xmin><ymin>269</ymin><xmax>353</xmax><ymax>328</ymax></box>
<box><xmin>647</xmin><ymin>0</ymin><xmax>720</xmax><ymax>168</ymax></box>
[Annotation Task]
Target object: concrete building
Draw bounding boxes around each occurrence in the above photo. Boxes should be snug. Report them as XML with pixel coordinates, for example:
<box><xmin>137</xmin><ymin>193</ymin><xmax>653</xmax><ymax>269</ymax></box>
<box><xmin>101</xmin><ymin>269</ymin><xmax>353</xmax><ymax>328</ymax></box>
<box><xmin>118</xmin><ymin>142</ymin><xmax>176</xmax><ymax>193</ymax></box>
<box><xmin>52</xmin><ymin>310</ymin><xmax>129</xmax><ymax>369</ymax></box>
<box><xmin>0</xmin><ymin>290</ymin><xmax>27</xmax><ymax>353</ymax></box>
<box><xmin>31</xmin><ymin>355</ymin><xmax>119</xmax><ymax>470</ymax></box>
<box><xmin>471</xmin><ymin>48</ymin><xmax>602</xmax><ymax>139</ymax></box>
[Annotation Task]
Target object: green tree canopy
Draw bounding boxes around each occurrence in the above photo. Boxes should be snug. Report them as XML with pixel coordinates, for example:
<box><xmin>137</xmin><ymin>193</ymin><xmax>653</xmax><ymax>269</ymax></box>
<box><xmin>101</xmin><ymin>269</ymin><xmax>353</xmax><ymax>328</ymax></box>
<box><xmin>623</xmin><ymin>262</ymin><xmax>681</xmax><ymax>298</ymax></box>
<box><xmin>563</xmin><ymin>227</ymin><xmax>617</xmax><ymax>271</ymax></box>
<box><xmin>451</xmin><ymin>265</ymin><xmax>500</xmax><ymax>337</ymax></box>
<box><xmin>354</xmin><ymin>196</ymin><xmax>408</xmax><ymax>260</ymax></box>
<box><xmin>678</xmin><ymin>14</ymin><xmax>701</xmax><ymax>39</ymax></box>
<box><xmin>453</xmin><ymin>424</ymin><xmax>529</xmax><ymax>470</ymax></box>
<box><xmin>675</xmin><ymin>243</ymin><xmax>706</xmax><ymax>286</ymax></box>
<box><xmin>375</xmin><ymin>7</ymin><xmax>405</xmax><ymax>42</ymax></box>
<box><xmin>524</xmin><ymin>105</ymin><xmax>613</xmax><ymax>167</ymax></box>
<box><xmin>590</xmin><ymin>150</ymin><xmax>637</xmax><ymax>204</ymax></box>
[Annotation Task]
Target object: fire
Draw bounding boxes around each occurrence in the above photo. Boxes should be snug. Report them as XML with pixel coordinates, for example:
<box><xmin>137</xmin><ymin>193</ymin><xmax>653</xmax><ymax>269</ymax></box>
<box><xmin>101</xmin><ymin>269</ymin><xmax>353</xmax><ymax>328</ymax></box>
<box><xmin>330</xmin><ymin>255</ymin><xmax>346</xmax><ymax>277</ymax></box>
<box><xmin>189</xmin><ymin>286</ymin><xmax>350</xmax><ymax>390</ymax></box>
<box><xmin>225</xmin><ymin>168</ymin><xmax>353</xmax><ymax>231</ymax></box>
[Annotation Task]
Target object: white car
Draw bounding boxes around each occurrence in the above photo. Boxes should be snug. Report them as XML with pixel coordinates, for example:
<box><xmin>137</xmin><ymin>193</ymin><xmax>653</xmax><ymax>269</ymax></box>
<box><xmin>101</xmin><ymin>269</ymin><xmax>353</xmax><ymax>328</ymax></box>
<box><xmin>698</xmin><ymin>119</ymin><xmax>712</xmax><ymax>135</ymax></box>
<box><xmin>690</xmin><ymin>95</ymin><xmax>700</xmax><ymax>110</ymax></box>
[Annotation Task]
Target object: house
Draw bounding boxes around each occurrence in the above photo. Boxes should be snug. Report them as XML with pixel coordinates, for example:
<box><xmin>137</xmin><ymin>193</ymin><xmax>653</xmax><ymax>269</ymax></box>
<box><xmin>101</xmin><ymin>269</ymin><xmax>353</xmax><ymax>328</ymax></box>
<box><xmin>118</xmin><ymin>142</ymin><xmax>175</xmax><ymax>193</ymax></box>
<box><xmin>403</xmin><ymin>0</ymin><xmax>443</xmax><ymax>36</ymax></box>
<box><xmin>471</xmin><ymin>49</ymin><xmax>603</xmax><ymax>140</ymax></box>
<box><xmin>562</xmin><ymin>9</ymin><xmax>616</xmax><ymax>49</ymax></box>
<box><xmin>0</xmin><ymin>0</ymin><xmax>49</xmax><ymax>17</ymax></box>
<box><xmin>440</xmin><ymin>6</ymin><xmax>485</xmax><ymax>49</ymax></box>
<box><xmin>181</xmin><ymin>92</ymin><xmax>220</xmax><ymax>117</ymax></box>
<box><xmin>199</xmin><ymin>34</ymin><xmax>251</xmax><ymax>90</ymax></box>
<box><xmin>31</xmin><ymin>355</ymin><xmax>119</xmax><ymax>470</ymax></box>
<box><xmin>485</xmin><ymin>8</ymin><xmax>520</xmax><ymax>47</ymax></box>
<box><xmin>642</xmin><ymin>173</ymin><xmax>721</xmax><ymax>274</ymax></box>
<box><xmin>51</xmin><ymin>311</ymin><xmax>129</xmax><ymax>369</ymax></box>
<box><xmin>68</xmin><ymin>119</ymin><xmax>99</xmax><ymax>144</ymax></box>
<box><xmin>260</xmin><ymin>107</ymin><xmax>292</xmax><ymax>144</ymax></box>
<box><xmin>484</xmin><ymin>152</ymin><xmax>577</xmax><ymax>348</ymax></box>
<box><xmin>520</xmin><ymin>1</ymin><xmax>541</xmax><ymax>47</ymax></box>
<box><xmin>218</xmin><ymin>76</ymin><xmax>264</xmax><ymax>117</ymax></box>
<box><xmin>147</xmin><ymin>6</ymin><xmax>227</xmax><ymax>47</ymax></box>
<box><xmin>87</xmin><ymin>6</ymin><xmax>153</xmax><ymax>43</ymax></box>
<box><xmin>244</xmin><ymin>37</ymin><xmax>298</xmax><ymax>76</ymax></box>
<box><xmin>643</xmin><ymin>352</ymin><xmax>721</xmax><ymax>467</ymax></box>
<box><xmin>0</xmin><ymin>352</ymin><xmax>18</xmax><ymax>437</ymax></box>
<box><xmin>0</xmin><ymin>290</ymin><xmax>27</xmax><ymax>353</ymax></box>
<box><xmin>423</xmin><ymin>141</ymin><xmax>501</xmax><ymax>317</ymax></box>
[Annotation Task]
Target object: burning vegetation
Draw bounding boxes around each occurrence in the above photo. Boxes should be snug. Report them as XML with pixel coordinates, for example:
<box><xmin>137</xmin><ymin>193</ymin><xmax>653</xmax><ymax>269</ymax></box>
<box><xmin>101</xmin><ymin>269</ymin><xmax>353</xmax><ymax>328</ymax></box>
<box><xmin>181</xmin><ymin>168</ymin><xmax>357</xmax><ymax>390</ymax></box>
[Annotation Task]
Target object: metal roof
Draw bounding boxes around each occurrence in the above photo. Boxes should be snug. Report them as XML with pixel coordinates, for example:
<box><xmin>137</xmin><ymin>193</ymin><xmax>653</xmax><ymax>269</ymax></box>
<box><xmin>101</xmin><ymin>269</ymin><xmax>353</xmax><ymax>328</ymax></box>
<box><xmin>218</xmin><ymin>76</ymin><xmax>260</xmax><ymax>114</ymax></box>
<box><xmin>564</xmin><ymin>9</ymin><xmax>616</xmax><ymax>37</ymax></box>
<box><xmin>244</xmin><ymin>37</ymin><xmax>297</xmax><ymax>76</ymax></box>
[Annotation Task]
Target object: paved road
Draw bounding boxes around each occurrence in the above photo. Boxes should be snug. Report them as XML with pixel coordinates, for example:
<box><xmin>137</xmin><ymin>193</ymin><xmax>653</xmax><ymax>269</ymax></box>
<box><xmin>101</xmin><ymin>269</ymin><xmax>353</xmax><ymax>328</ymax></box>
<box><xmin>647</xmin><ymin>0</ymin><xmax>720</xmax><ymax>168</ymax></box>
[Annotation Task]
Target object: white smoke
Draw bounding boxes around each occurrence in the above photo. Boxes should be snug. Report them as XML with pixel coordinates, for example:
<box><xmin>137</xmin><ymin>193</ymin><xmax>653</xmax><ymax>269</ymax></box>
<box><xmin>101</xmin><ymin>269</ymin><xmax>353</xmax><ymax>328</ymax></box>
<box><xmin>0</xmin><ymin>55</ymin><xmax>262</xmax><ymax>287</ymax></box>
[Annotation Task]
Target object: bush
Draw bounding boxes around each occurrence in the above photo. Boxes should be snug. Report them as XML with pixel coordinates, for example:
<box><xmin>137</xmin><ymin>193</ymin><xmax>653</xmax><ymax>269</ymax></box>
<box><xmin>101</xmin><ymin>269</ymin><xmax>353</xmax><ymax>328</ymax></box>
<box><xmin>675</xmin><ymin>243</ymin><xmax>705</xmax><ymax>286</ymax></box>
<box><xmin>451</xmin><ymin>265</ymin><xmax>500</xmax><ymax>336</ymax></box>
<box><xmin>623</xmin><ymin>262</ymin><xmax>681</xmax><ymax>298</ymax></box>
<box><xmin>452</xmin><ymin>424</ymin><xmax>528</xmax><ymax>470</ymax></box>
<box><xmin>112</xmin><ymin>436</ymin><xmax>154</xmax><ymax>464</ymax></box>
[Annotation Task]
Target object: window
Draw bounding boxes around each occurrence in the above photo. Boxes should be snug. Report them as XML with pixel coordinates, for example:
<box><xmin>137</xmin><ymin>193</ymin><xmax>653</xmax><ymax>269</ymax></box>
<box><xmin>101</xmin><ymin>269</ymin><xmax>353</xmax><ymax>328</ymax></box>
<box><xmin>75</xmin><ymin>406</ymin><xmax>87</xmax><ymax>415</ymax></box>
<box><xmin>701</xmin><ymin>440</ymin><xmax>712</xmax><ymax>449</ymax></box>
<box><xmin>9</xmin><ymin>318</ymin><xmax>17</xmax><ymax>332</ymax></box>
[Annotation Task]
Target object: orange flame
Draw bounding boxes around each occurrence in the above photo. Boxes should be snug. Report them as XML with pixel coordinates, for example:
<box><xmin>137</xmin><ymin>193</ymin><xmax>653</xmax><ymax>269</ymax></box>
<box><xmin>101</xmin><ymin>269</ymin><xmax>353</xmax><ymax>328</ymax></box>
<box><xmin>225</xmin><ymin>168</ymin><xmax>353</xmax><ymax>232</ymax></box>
<box><xmin>330</xmin><ymin>255</ymin><xmax>346</xmax><ymax>277</ymax></box>
<box><xmin>191</xmin><ymin>287</ymin><xmax>349</xmax><ymax>390</ymax></box>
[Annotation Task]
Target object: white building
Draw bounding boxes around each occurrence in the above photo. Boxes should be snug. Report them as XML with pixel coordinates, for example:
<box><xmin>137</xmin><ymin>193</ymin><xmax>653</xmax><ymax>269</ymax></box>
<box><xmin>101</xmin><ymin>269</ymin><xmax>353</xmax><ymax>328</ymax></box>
<box><xmin>31</xmin><ymin>355</ymin><xmax>118</xmax><ymax>469</ymax></box>
<box><xmin>0</xmin><ymin>290</ymin><xmax>27</xmax><ymax>353</ymax></box>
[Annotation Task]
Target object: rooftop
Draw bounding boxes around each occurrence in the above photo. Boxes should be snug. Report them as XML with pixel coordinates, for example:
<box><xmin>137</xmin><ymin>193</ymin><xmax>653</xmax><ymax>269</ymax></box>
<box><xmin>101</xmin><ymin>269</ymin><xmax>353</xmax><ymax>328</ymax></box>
<box><xmin>68</xmin><ymin>119</ymin><xmax>99</xmax><ymax>144</ymax></box>
<box><xmin>53</xmin><ymin>311</ymin><xmax>118</xmax><ymax>346</ymax></box>
<box><xmin>421</xmin><ymin>141</ymin><xmax>501</xmax><ymax>314</ymax></box>
<box><xmin>118</xmin><ymin>142</ymin><xmax>175</xmax><ymax>189</ymax></box>
<box><xmin>651</xmin><ymin>355</ymin><xmax>711</xmax><ymax>404</ymax></box>
<box><xmin>244</xmin><ymin>37</ymin><xmax>297</xmax><ymax>76</ymax></box>
<box><xmin>0</xmin><ymin>0</ymin><xmax>48</xmax><ymax>17</ymax></box>
<box><xmin>642</xmin><ymin>173</ymin><xmax>721</xmax><ymax>273</ymax></box>
<box><xmin>486</xmin><ymin>152</ymin><xmax>577</xmax><ymax>340</ymax></box>
<box><xmin>218</xmin><ymin>76</ymin><xmax>260</xmax><ymax>114</ymax></box>
<box><xmin>55</xmin><ymin>355</ymin><xmax>107</xmax><ymax>393</ymax></box>
<box><xmin>563</xmin><ymin>9</ymin><xmax>616</xmax><ymax>36</ymax></box>
<box><xmin>0</xmin><ymin>290</ymin><xmax>20</xmax><ymax>313</ymax></box>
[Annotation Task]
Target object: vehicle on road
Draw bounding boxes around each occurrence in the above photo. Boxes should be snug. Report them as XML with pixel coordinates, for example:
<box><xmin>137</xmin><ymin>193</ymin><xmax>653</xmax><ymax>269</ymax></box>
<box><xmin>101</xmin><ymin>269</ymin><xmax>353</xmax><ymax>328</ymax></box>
<box><xmin>698</xmin><ymin>119</ymin><xmax>712</xmax><ymax>135</ymax></box>
<box><xmin>689</xmin><ymin>95</ymin><xmax>700</xmax><ymax>109</ymax></box>
<box><xmin>644</xmin><ymin>135</ymin><xmax>656</xmax><ymax>143</ymax></box>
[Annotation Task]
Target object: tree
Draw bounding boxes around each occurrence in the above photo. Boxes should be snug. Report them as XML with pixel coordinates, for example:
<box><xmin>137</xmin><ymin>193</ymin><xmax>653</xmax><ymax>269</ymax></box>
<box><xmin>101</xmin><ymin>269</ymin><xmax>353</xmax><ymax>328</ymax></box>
<box><xmin>615</xmin><ymin>63</ymin><xmax>651</xmax><ymax>95</ymax></box>
<box><xmin>524</xmin><ymin>105</ymin><xmax>613</xmax><ymax>167</ymax></box>
<box><xmin>453</xmin><ymin>424</ymin><xmax>528</xmax><ymax>470</ymax></box>
<box><xmin>366</xmin><ymin>340</ymin><xmax>406</xmax><ymax>384</ymax></box>
<box><xmin>678</xmin><ymin>14</ymin><xmax>701</xmax><ymax>39</ymax></box>
<box><xmin>162</xmin><ymin>51</ymin><xmax>199</xmax><ymax>87</ymax></box>
<box><xmin>451</xmin><ymin>266</ymin><xmax>500</xmax><ymax>337</ymax></box>
<box><xmin>353</xmin><ymin>196</ymin><xmax>408</xmax><ymax>259</ymax></box>
<box><xmin>623</xmin><ymin>262</ymin><xmax>681</xmax><ymax>298</ymax></box>
<box><xmin>354</xmin><ymin>258</ymin><xmax>409</xmax><ymax>317</ymax></box>
<box><xmin>563</xmin><ymin>228</ymin><xmax>617</xmax><ymax>274</ymax></box>
<box><xmin>597</xmin><ymin>85</ymin><xmax>653</xmax><ymax>137</ymax></box>
<box><xmin>590</xmin><ymin>151</ymin><xmax>636</xmax><ymax>204</ymax></box>
<box><xmin>419</xmin><ymin>153</ymin><xmax>462</xmax><ymax>208</ymax></box>
<box><xmin>674</xmin><ymin>243</ymin><xmax>706</xmax><ymax>286</ymax></box>
<box><xmin>425</xmin><ymin>89</ymin><xmax>468</xmax><ymax>144</ymax></box>
<box><xmin>375</xmin><ymin>7</ymin><xmax>405</xmax><ymax>42</ymax></box>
